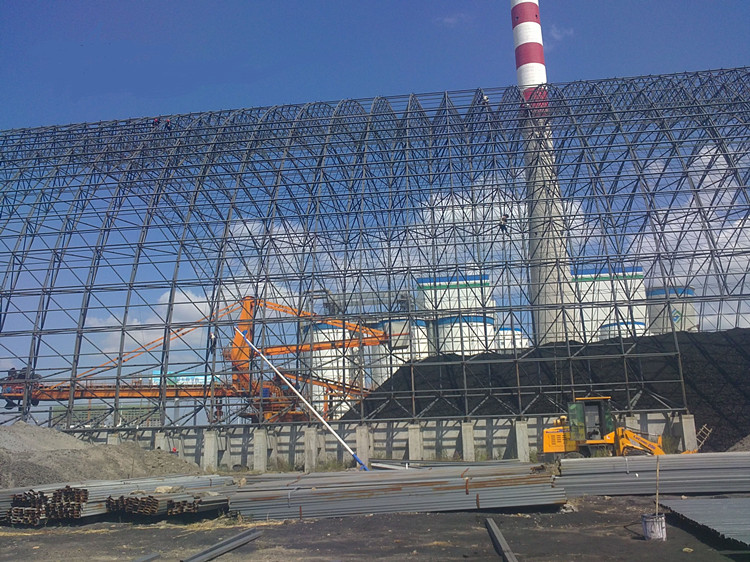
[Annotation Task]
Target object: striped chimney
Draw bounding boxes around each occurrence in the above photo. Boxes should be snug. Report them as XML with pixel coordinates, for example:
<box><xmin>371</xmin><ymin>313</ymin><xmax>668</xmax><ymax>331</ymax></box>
<box><xmin>511</xmin><ymin>0</ymin><xmax>547</xmax><ymax>107</ymax></box>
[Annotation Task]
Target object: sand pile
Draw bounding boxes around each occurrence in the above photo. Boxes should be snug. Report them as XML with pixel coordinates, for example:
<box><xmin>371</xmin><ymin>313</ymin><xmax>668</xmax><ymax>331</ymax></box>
<box><xmin>0</xmin><ymin>422</ymin><xmax>204</xmax><ymax>488</ymax></box>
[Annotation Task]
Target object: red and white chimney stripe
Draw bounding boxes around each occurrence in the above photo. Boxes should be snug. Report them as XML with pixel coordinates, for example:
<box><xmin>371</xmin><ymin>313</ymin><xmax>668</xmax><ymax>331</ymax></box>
<box><xmin>511</xmin><ymin>0</ymin><xmax>547</xmax><ymax>104</ymax></box>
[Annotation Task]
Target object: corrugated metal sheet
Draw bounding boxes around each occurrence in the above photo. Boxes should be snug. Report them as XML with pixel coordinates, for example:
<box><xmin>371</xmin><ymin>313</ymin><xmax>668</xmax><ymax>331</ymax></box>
<box><xmin>660</xmin><ymin>497</ymin><xmax>750</xmax><ymax>547</ymax></box>
<box><xmin>553</xmin><ymin>452</ymin><xmax>750</xmax><ymax>497</ymax></box>
<box><xmin>229</xmin><ymin>464</ymin><xmax>566</xmax><ymax>520</ymax></box>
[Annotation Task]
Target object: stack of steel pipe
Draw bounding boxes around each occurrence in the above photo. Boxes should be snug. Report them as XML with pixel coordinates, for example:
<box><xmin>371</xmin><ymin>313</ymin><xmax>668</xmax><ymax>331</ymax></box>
<box><xmin>195</xmin><ymin>494</ymin><xmax>231</xmax><ymax>513</ymax></box>
<box><xmin>47</xmin><ymin>487</ymin><xmax>88</xmax><ymax>520</ymax></box>
<box><xmin>554</xmin><ymin>452</ymin><xmax>750</xmax><ymax>497</ymax></box>
<box><xmin>1</xmin><ymin>484</ymin><xmax>58</xmax><ymax>523</ymax></box>
<box><xmin>165</xmin><ymin>493</ymin><xmax>229</xmax><ymax>515</ymax></box>
<box><xmin>121</xmin><ymin>494</ymin><xmax>171</xmax><ymax>516</ymax></box>
<box><xmin>1</xmin><ymin>474</ymin><xmax>235</xmax><ymax>525</ymax></box>
<box><xmin>8</xmin><ymin>490</ymin><xmax>50</xmax><ymax>525</ymax></box>
<box><xmin>229</xmin><ymin>464</ymin><xmax>565</xmax><ymax>520</ymax></box>
<box><xmin>9</xmin><ymin>506</ymin><xmax>47</xmax><ymax>526</ymax></box>
<box><xmin>166</xmin><ymin>493</ymin><xmax>202</xmax><ymax>515</ymax></box>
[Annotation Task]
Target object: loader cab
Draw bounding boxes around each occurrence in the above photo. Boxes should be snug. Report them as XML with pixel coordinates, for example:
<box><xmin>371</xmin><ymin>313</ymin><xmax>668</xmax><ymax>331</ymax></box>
<box><xmin>542</xmin><ymin>396</ymin><xmax>617</xmax><ymax>457</ymax></box>
<box><xmin>568</xmin><ymin>397</ymin><xmax>615</xmax><ymax>442</ymax></box>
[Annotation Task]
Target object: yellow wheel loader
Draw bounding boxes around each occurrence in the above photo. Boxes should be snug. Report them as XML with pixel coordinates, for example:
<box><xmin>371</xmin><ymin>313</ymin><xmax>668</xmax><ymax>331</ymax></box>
<box><xmin>542</xmin><ymin>397</ymin><xmax>670</xmax><ymax>458</ymax></box>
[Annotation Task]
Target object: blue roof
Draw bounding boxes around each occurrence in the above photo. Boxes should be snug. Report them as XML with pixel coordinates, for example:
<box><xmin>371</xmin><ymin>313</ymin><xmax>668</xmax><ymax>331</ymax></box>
<box><xmin>435</xmin><ymin>315</ymin><xmax>495</xmax><ymax>326</ymax></box>
<box><xmin>646</xmin><ymin>287</ymin><xmax>695</xmax><ymax>297</ymax></box>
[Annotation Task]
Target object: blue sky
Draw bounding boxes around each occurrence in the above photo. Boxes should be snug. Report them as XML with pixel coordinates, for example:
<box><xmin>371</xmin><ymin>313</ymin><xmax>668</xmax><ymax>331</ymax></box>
<box><xmin>1</xmin><ymin>0</ymin><xmax>748</xmax><ymax>130</ymax></box>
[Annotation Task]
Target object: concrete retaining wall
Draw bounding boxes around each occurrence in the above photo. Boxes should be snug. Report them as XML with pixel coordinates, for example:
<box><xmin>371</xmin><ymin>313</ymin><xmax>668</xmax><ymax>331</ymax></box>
<box><xmin>77</xmin><ymin>412</ymin><xmax>682</xmax><ymax>473</ymax></box>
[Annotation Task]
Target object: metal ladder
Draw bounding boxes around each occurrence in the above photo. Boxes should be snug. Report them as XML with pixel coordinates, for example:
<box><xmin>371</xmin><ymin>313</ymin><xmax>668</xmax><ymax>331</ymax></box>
<box><xmin>695</xmin><ymin>424</ymin><xmax>712</xmax><ymax>451</ymax></box>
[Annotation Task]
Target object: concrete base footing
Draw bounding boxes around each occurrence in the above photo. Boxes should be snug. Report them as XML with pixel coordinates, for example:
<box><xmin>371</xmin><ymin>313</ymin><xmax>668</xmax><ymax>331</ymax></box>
<box><xmin>355</xmin><ymin>425</ymin><xmax>372</xmax><ymax>468</ymax></box>
<box><xmin>253</xmin><ymin>428</ymin><xmax>269</xmax><ymax>473</ymax></box>
<box><xmin>504</xmin><ymin>420</ymin><xmax>530</xmax><ymax>462</ymax></box>
<box><xmin>461</xmin><ymin>422</ymin><xmax>475</xmax><ymax>462</ymax></box>
<box><xmin>304</xmin><ymin>427</ymin><xmax>320</xmax><ymax>473</ymax></box>
<box><xmin>678</xmin><ymin>414</ymin><xmax>698</xmax><ymax>451</ymax></box>
<box><xmin>408</xmin><ymin>423</ymin><xmax>423</xmax><ymax>461</ymax></box>
<box><xmin>201</xmin><ymin>430</ymin><xmax>218</xmax><ymax>471</ymax></box>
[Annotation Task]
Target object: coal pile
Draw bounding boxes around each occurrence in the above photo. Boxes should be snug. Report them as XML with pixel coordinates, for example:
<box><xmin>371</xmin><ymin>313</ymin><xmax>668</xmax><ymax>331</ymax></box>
<box><xmin>350</xmin><ymin>328</ymin><xmax>750</xmax><ymax>451</ymax></box>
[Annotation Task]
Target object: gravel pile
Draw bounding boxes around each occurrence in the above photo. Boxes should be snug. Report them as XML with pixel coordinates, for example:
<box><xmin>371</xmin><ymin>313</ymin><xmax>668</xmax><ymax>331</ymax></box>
<box><xmin>0</xmin><ymin>422</ymin><xmax>204</xmax><ymax>488</ymax></box>
<box><xmin>0</xmin><ymin>421</ymin><xmax>89</xmax><ymax>453</ymax></box>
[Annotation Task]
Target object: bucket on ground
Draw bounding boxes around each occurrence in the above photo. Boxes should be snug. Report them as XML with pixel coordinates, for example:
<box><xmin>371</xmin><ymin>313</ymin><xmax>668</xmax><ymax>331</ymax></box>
<box><xmin>641</xmin><ymin>513</ymin><xmax>666</xmax><ymax>541</ymax></box>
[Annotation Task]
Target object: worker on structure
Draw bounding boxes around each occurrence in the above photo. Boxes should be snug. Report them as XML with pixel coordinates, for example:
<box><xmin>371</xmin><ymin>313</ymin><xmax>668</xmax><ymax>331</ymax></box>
<box><xmin>165</xmin><ymin>119</ymin><xmax>172</xmax><ymax>130</ymax></box>
<box><xmin>500</xmin><ymin>214</ymin><xmax>509</xmax><ymax>235</ymax></box>
<box><xmin>208</xmin><ymin>331</ymin><xmax>217</xmax><ymax>355</ymax></box>
<box><xmin>153</xmin><ymin>117</ymin><xmax>160</xmax><ymax>127</ymax></box>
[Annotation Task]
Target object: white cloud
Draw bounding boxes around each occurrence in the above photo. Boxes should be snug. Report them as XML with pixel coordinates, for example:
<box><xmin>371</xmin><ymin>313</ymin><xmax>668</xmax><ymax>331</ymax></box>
<box><xmin>544</xmin><ymin>24</ymin><xmax>574</xmax><ymax>53</ymax></box>
<box><xmin>433</xmin><ymin>13</ymin><xmax>473</xmax><ymax>28</ymax></box>
<box><xmin>548</xmin><ymin>24</ymin><xmax>574</xmax><ymax>42</ymax></box>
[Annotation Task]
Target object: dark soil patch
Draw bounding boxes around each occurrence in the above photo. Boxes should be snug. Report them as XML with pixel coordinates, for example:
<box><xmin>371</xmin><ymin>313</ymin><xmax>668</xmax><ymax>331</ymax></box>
<box><xmin>0</xmin><ymin>496</ymin><xmax>743</xmax><ymax>561</ymax></box>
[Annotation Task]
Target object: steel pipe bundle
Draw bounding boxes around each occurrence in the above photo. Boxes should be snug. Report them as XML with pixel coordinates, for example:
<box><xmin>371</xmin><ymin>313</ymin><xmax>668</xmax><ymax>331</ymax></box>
<box><xmin>166</xmin><ymin>493</ymin><xmax>203</xmax><ymax>515</ymax></box>
<box><xmin>1</xmin><ymin>474</ymin><xmax>234</xmax><ymax>525</ymax></box>
<box><xmin>9</xmin><ymin>506</ymin><xmax>47</xmax><ymax>526</ymax></box>
<box><xmin>117</xmin><ymin>494</ymin><xmax>171</xmax><ymax>516</ymax></box>
<box><xmin>6</xmin><ymin>488</ymin><xmax>81</xmax><ymax>525</ymax></box>
<box><xmin>105</xmin><ymin>491</ymin><xmax>231</xmax><ymax>516</ymax></box>
<box><xmin>229</xmin><ymin>464</ymin><xmax>565</xmax><ymax>520</ymax></box>
<box><xmin>554</xmin><ymin>452</ymin><xmax>750</xmax><ymax>497</ymax></box>
<box><xmin>193</xmin><ymin>494</ymin><xmax>232</xmax><ymax>514</ymax></box>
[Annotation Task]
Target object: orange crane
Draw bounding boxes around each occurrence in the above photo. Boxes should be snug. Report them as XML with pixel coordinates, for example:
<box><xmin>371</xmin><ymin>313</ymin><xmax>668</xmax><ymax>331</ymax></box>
<box><xmin>225</xmin><ymin>297</ymin><xmax>387</xmax><ymax>384</ymax></box>
<box><xmin>2</xmin><ymin>296</ymin><xmax>389</xmax><ymax>422</ymax></box>
<box><xmin>224</xmin><ymin>297</ymin><xmax>388</xmax><ymax>419</ymax></box>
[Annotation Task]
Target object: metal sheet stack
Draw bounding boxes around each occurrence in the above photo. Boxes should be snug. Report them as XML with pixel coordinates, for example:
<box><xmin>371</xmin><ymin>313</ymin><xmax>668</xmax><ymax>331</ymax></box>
<box><xmin>660</xmin><ymin>497</ymin><xmax>750</xmax><ymax>546</ymax></box>
<box><xmin>554</xmin><ymin>452</ymin><xmax>750</xmax><ymax>497</ymax></box>
<box><xmin>229</xmin><ymin>463</ymin><xmax>565</xmax><ymax>520</ymax></box>
<box><xmin>0</xmin><ymin>474</ymin><xmax>235</xmax><ymax>526</ymax></box>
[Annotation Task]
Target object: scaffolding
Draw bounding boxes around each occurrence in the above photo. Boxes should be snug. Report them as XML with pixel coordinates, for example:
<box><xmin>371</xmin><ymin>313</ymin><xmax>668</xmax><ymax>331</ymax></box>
<box><xmin>1</xmin><ymin>67</ymin><xmax>749</xmax><ymax>429</ymax></box>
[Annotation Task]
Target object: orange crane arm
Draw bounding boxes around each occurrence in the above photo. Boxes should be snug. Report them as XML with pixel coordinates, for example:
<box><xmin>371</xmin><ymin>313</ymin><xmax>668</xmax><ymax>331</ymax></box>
<box><xmin>250</xmin><ymin>297</ymin><xmax>386</xmax><ymax>339</ymax></box>
<box><xmin>227</xmin><ymin>296</ymin><xmax>388</xmax><ymax>367</ymax></box>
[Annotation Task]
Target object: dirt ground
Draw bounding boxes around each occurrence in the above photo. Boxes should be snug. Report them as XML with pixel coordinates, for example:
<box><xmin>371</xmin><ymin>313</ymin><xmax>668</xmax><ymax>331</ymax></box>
<box><xmin>0</xmin><ymin>495</ymin><xmax>747</xmax><ymax>562</ymax></box>
<box><xmin>3</xmin><ymin>417</ymin><xmax>750</xmax><ymax>560</ymax></box>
